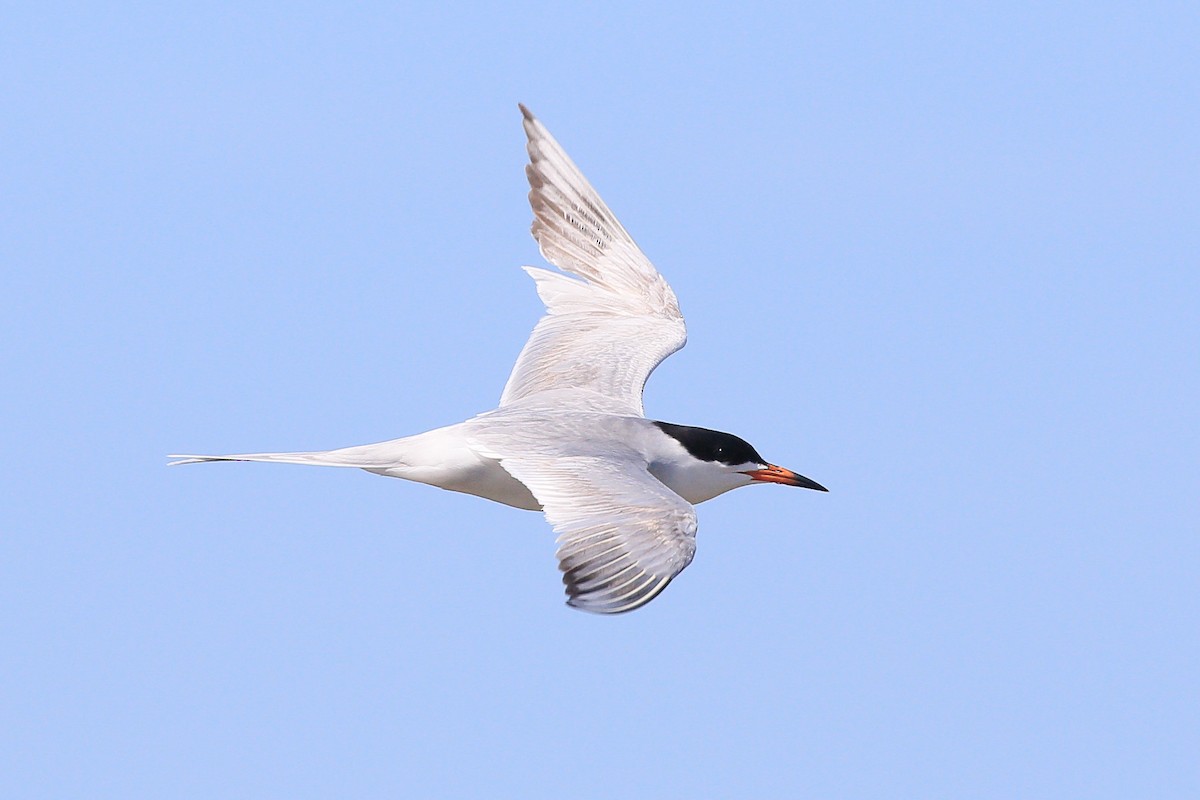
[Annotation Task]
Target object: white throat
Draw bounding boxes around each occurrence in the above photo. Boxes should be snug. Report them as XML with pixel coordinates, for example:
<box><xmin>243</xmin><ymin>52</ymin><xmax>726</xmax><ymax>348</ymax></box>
<box><xmin>648</xmin><ymin>455</ymin><xmax>752</xmax><ymax>505</ymax></box>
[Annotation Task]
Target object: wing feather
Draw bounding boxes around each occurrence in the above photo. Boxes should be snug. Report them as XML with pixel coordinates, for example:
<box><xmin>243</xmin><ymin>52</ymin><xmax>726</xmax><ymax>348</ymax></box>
<box><xmin>500</xmin><ymin>106</ymin><xmax>686</xmax><ymax>416</ymax></box>
<box><xmin>497</xmin><ymin>455</ymin><xmax>698</xmax><ymax>614</ymax></box>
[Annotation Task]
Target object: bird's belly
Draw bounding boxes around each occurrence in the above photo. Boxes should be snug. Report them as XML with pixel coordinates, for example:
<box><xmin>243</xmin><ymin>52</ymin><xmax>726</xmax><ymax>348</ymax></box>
<box><xmin>366</xmin><ymin>459</ymin><xmax>541</xmax><ymax>511</ymax></box>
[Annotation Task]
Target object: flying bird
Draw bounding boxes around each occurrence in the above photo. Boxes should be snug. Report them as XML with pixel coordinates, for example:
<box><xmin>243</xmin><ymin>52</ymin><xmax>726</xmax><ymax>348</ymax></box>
<box><xmin>171</xmin><ymin>105</ymin><xmax>827</xmax><ymax>613</ymax></box>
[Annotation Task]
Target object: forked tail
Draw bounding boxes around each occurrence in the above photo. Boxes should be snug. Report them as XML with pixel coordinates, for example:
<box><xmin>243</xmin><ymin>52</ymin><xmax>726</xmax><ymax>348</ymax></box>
<box><xmin>167</xmin><ymin>441</ymin><xmax>408</xmax><ymax>469</ymax></box>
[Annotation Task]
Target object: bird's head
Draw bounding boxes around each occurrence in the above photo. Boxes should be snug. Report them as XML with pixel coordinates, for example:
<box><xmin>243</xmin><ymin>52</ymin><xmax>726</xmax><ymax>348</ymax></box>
<box><xmin>650</xmin><ymin>421</ymin><xmax>827</xmax><ymax>504</ymax></box>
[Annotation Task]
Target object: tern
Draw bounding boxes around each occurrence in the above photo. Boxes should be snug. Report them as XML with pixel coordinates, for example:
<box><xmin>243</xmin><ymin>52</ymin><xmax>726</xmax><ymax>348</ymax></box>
<box><xmin>171</xmin><ymin>105</ymin><xmax>827</xmax><ymax>614</ymax></box>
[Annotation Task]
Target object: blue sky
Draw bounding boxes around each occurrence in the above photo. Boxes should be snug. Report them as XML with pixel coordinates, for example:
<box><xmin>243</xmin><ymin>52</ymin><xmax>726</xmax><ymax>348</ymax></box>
<box><xmin>3</xmin><ymin>3</ymin><xmax>1197</xmax><ymax>797</ymax></box>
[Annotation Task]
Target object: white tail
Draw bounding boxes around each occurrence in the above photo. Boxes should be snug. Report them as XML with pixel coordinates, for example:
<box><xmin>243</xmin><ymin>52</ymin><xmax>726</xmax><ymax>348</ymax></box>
<box><xmin>169</xmin><ymin>423</ymin><xmax>542</xmax><ymax>510</ymax></box>
<box><xmin>167</xmin><ymin>440</ymin><xmax>411</xmax><ymax>469</ymax></box>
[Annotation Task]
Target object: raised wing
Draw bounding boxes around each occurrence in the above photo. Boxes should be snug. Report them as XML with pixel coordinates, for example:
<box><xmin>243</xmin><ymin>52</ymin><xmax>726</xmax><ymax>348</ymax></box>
<box><xmin>499</xmin><ymin>105</ymin><xmax>687</xmax><ymax>416</ymax></box>
<box><xmin>498</xmin><ymin>455</ymin><xmax>698</xmax><ymax>614</ymax></box>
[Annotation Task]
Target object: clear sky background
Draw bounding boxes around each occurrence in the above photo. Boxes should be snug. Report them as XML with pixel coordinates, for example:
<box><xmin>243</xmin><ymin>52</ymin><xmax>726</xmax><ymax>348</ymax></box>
<box><xmin>3</xmin><ymin>3</ymin><xmax>1197</xmax><ymax>798</ymax></box>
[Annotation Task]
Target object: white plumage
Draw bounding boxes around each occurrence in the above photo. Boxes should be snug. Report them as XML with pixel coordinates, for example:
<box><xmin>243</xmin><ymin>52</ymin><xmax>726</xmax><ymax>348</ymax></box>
<box><xmin>171</xmin><ymin>105</ymin><xmax>825</xmax><ymax>613</ymax></box>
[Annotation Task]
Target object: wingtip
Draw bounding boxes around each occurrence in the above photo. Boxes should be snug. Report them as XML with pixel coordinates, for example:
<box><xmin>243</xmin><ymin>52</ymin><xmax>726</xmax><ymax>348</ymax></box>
<box><xmin>565</xmin><ymin>597</ymin><xmax>630</xmax><ymax>615</ymax></box>
<box><xmin>519</xmin><ymin>104</ymin><xmax>542</xmax><ymax>143</ymax></box>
